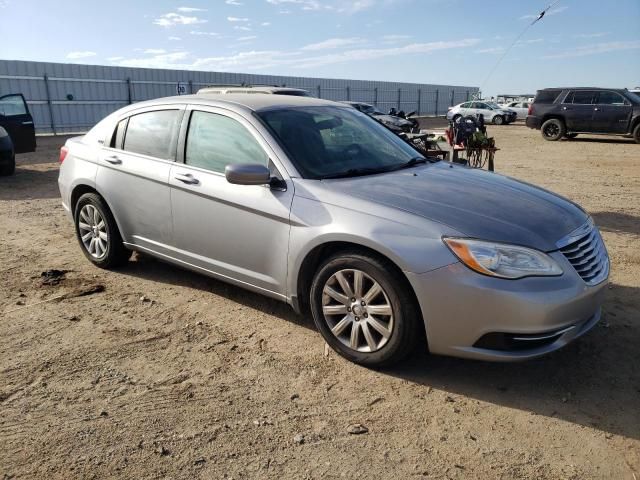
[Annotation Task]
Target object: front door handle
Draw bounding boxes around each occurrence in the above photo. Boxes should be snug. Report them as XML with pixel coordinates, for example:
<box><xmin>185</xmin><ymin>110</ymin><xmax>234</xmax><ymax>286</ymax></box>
<box><xmin>175</xmin><ymin>173</ymin><xmax>199</xmax><ymax>185</ymax></box>
<box><xmin>105</xmin><ymin>155</ymin><xmax>122</xmax><ymax>165</ymax></box>
<box><xmin>594</xmin><ymin>107</ymin><xmax>599</xmax><ymax>111</ymax></box>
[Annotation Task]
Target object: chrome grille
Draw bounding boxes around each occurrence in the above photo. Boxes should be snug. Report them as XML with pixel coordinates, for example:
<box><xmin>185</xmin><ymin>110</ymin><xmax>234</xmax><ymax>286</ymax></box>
<box><xmin>558</xmin><ymin>224</ymin><xmax>609</xmax><ymax>285</ymax></box>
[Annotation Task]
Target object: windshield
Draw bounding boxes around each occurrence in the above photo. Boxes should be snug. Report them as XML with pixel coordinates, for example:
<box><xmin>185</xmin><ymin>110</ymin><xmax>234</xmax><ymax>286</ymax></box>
<box><xmin>626</xmin><ymin>91</ymin><xmax>640</xmax><ymax>104</ymax></box>
<box><xmin>486</xmin><ymin>102</ymin><xmax>502</xmax><ymax>109</ymax></box>
<box><xmin>360</xmin><ymin>104</ymin><xmax>383</xmax><ymax>115</ymax></box>
<box><xmin>257</xmin><ymin>106</ymin><xmax>424</xmax><ymax>179</ymax></box>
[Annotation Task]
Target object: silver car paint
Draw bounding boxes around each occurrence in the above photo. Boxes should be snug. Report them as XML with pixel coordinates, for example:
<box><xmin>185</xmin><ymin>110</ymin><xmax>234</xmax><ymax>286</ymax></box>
<box><xmin>59</xmin><ymin>94</ymin><xmax>609</xmax><ymax>361</ymax></box>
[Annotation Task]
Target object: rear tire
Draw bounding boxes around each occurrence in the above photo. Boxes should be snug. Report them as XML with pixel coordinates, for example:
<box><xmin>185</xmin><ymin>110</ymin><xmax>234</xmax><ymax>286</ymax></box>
<box><xmin>493</xmin><ymin>115</ymin><xmax>504</xmax><ymax>125</ymax></box>
<box><xmin>541</xmin><ymin>118</ymin><xmax>565</xmax><ymax>141</ymax></box>
<box><xmin>0</xmin><ymin>152</ymin><xmax>15</xmax><ymax>176</ymax></box>
<box><xmin>309</xmin><ymin>251</ymin><xmax>421</xmax><ymax>367</ymax></box>
<box><xmin>633</xmin><ymin>123</ymin><xmax>640</xmax><ymax>144</ymax></box>
<box><xmin>74</xmin><ymin>193</ymin><xmax>131</xmax><ymax>269</ymax></box>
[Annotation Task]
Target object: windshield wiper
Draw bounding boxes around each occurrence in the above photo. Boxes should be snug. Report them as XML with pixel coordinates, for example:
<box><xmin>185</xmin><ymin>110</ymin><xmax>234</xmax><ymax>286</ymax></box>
<box><xmin>319</xmin><ymin>167</ymin><xmax>393</xmax><ymax>180</ymax></box>
<box><xmin>390</xmin><ymin>157</ymin><xmax>428</xmax><ymax>171</ymax></box>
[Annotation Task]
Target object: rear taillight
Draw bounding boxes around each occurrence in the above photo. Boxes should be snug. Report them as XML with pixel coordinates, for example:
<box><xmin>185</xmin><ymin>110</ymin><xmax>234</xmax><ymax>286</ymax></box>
<box><xmin>59</xmin><ymin>146</ymin><xmax>68</xmax><ymax>163</ymax></box>
<box><xmin>527</xmin><ymin>104</ymin><xmax>533</xmax><ymax>116</ymax></box>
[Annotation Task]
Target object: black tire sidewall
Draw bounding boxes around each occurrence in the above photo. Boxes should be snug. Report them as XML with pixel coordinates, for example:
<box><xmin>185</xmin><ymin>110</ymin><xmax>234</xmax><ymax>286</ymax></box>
<box><xmin>633</xmin><ymin>123</ymin><xmax>640</xmax><ymax>144</ymax></box>
<box><xmin>74</xmin><ymin>193</ymin><xmax>128</xmax><ymax>268</ymax></box>
<box><xmin>309</xmin><ymin>253</ymin><xmax>419</xmax><ymax>367</ymax></box>
<box><xmin>541</xmin><ymin>118</ymin><xmax>565</xmax><ymax>141</ymax></box>
<box><xmin>0</xmin><ymin>153</ymin><xmax>15</xmax><ymax>176</ymax></box>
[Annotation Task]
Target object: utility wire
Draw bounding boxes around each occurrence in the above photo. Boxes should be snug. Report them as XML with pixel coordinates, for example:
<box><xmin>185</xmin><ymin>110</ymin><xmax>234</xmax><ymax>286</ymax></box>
<box><xmin>475</xmin><ymin>0</ymin><xmax>563</xmax><ymax>99</ymax></box>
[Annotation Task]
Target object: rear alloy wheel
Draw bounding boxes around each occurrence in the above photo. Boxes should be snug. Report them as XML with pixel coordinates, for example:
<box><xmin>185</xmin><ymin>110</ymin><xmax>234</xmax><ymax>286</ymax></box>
<box><xmin>310</xmin><ymin>252</ymin><xmax>420</xmax><ymax>367</ymax></box>
<box><xmin>74</xmin><ymin>193</ymin><xmax>131</xmax><ymax>269</ymax></box>
<box><xmin>493</xmin><ymin>115</ymin><xmax>504</xmax><ymax>125</ymax></box>
<box><xmin>541</xmin><ymin>118</ymin><xmax>565</xmax><ymax>141</ymax></box>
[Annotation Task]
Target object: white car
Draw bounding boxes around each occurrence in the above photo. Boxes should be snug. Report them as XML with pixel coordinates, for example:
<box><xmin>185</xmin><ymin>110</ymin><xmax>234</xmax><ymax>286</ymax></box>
<box><xmin>446</xmin><ymin>101</ymin><xmax>517</xmax><ymax>125</ymax></box>
<box><xmin>501</xmin><ymin>101</ymin><xmax>530</xmax><ymax>120</ymax></box>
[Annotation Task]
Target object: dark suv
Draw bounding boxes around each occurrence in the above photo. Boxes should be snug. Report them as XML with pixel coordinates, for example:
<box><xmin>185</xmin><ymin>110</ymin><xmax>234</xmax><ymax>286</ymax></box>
<box><xmin>526</xmin><ymin>88</ymin><xmax>640</xmax><ymax>143</ymax></box>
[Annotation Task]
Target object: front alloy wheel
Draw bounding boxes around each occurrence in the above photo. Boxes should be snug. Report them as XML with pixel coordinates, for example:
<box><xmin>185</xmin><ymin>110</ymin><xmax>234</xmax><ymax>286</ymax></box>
<box><xmin>310</xmin><ymin>252</ymin><xmax>420</xmax><ymax>366</ymax></box>
<box><xmin>322</xmin><ymin>269</ymin><xmax>394</xmax><ymax>353</ymax></box>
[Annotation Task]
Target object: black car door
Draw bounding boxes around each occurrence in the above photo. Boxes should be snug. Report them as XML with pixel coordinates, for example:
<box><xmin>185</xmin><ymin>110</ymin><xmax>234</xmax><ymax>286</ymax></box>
<box><xmin>0</xmin><ymin>94</ymin><xmax>36</xmax><ymax>153</ymax></box>
<box><xmin>593</xmin><ymin>91</ymin><xmax>632</xmax><ymax>134</ymax></box>
<box><xmin>562</xmin><ymin>90</ymin><xmax>597</xmax><ymax>132</ymax></box>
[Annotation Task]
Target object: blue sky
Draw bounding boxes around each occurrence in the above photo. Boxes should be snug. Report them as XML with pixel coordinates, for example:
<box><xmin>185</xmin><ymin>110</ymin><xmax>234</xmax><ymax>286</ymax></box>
<box><xmin>1</xmin><ymin>0</ymin><xmax>639</xmax><ymax>96</ymax></box>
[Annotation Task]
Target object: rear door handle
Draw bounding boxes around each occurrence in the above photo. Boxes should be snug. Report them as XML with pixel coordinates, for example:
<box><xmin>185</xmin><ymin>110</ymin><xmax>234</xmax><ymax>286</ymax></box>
<box><xmin>175</xmin><ymin>173</ymin><xmax>199</xmax><ymax>185</ymax></box>
<box><xmin>105</xmin><ymin>155</ymin><xmax>122</xmax><ymax>165</ymax></box>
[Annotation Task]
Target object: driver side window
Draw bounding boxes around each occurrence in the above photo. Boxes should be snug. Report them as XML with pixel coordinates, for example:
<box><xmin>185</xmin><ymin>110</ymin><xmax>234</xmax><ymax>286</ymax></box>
<box><xmin>185</xmin><ymin>111</ymin><xmax>269</xmax><ymax>174</ymax></box>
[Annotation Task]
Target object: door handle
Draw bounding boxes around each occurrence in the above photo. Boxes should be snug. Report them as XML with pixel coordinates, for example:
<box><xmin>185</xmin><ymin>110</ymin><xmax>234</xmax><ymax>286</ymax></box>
<box><xmin>594</xmin><ymin>107</ymin><xmax>599</xmax><ymax>111</ymax></box>
<box><xmin>175</xmin><ymin>173</ymin><xmax>199</xmax><ymax>185</ymax></box>
<box><xmin>105</xmin><ymin>155</ymin><xmax>122</xmax><ymax>165</ymax></box>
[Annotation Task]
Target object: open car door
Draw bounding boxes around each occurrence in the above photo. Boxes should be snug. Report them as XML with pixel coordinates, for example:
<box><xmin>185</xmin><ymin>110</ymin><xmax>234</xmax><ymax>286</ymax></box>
<box><xmin>0</xmin><ymin>94</ymin><xmax>36</xmax><ymax>153</ymax></box>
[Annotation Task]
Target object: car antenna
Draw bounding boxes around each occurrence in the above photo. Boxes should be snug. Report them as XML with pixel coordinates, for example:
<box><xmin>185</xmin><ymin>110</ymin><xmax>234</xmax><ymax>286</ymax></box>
<box><xmin>473</xmin><ymin>0</ymin><xmax>563</xmax><ymax>100</ymax></box>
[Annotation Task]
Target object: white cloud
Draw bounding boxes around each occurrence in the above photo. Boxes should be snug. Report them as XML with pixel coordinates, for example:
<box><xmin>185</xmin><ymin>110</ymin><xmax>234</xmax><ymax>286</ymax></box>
<box><xmin>234</xmin><ymin>25</ymin><xmax>252</xmax><ymax>31</ymax></box>
<box><xmin>168</xmin><ymin>36</ymin><xmax>182</xmax><ymax>41</ymax></box>
<box><xmin>543</xmin><ymin>40</ymin><xmax>640</xmax><ymax>59</ymax></box>
<box><xmin>177</xmin><ymin>6</ymin><xmax>206</xmax><ymax>12</ymax></box>
<box><xmin>266</xmin><ymin>0</ymin><xmax>327</xmax><ymax>10</ymax></box>
<box><xmin>110</xmin><ymin>37</ymin><xmax>480</xmax><ymax>72</ymax></box>
<box><xmin>190</xmin><ymin>30</ymin><xmax>219</xmax><ymax>36</ymax></box>
<box><xmin>261</xmin><ymin>22</ymin><xmax>271</xmax><ymax>26</ymax></box>
<box><xmin>382</xmin><ymin>34</ymin><xmax>411</xmax><ymax>44</ymax></box>
<box><xmin>143</xmin><ymin>48</ymin><xmax>166</xmax><ymax>54</ymax></box>
<box><xmin>226</xmin><ymin>0</ymin><xmax>243</xmax><ymax>4</ymax></box>
<box><xmin>107</xmin><ymin>56</ymin><xmax>124</xmax><ymax>62</ymax></box>
<box><xmin>154</xmin><ymin>12</ymin><xmax>207</xmax><ymax>27</ymax></box>
<box><xmin>227</xmin><ymin>16</ymin><xmax>249</xmax><ymax>22</ymax></box>
<box><xmin>66</xmin><ymin>51</ymin><xmax>97</xmax><ymax>59</ymax></box>
<box><xmin>301</xmin><ymin>37</ymin><xmax>365</xmax><ymax>51</ymax></box>
<box><xmin>476</xmin><ymin>47</ymin><xmax>506</xmax><ymax>54</ymax></box>
<box><xmin>238</xmin><ymin>35</ymin><xmax>258</xmax><ymax>42</ymax></box>
<box><xmin>573</xmin><ymin>32</ymin><xmax>609</xmax><ymax>39</ymax></box>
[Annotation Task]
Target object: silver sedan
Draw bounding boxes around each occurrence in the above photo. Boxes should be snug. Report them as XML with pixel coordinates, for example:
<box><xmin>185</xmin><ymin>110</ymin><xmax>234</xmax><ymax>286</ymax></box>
<box><xmin>58</xmin><ymin>94</ymin><xmax>609</xmax><ymax>366</ymax></box>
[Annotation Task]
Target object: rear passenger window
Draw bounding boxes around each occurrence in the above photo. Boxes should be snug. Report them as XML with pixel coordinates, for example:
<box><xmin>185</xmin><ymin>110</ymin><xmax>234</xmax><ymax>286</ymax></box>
<box><xmin>534</xmin><ymin>90</ymin><xmax>562</xmax><ymax>104</ymax></box>
<box><xmin>123</xmin><ymin>110</ymin><xmax>180</xmax><ymax>159</ymax></box>
<box><xmin>185</xmin><ymin>111</ymin><xmax>268</xmax><ymax>174</ymax></box>
<box><xmin>567</xmin><ymin>91</ymin><xmax>596</xmax><ymax>105</ymax></box>
<box><xmin>110</xmin><ymin>119</ymin><xmax>127</xmax><ymax>149</ymax></box>
<box><xmin>597</xmin><ymin>91</ymin><xmax>627</xmax><ymax>105</ymax></box>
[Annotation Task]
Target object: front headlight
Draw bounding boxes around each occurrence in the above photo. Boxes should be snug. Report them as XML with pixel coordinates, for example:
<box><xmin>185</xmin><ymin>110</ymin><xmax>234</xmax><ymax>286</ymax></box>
<box><xmin>443</xmin><ymin>238</ymin><xmax>563</xmax><ymax>279</ymax></box>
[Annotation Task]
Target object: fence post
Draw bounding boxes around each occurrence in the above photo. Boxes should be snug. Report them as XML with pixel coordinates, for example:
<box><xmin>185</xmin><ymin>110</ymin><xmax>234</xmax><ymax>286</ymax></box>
<box><xmin>435</xmin><ymin>89</ymin><xmax>439</xmax><ymax>116</ymax></box>
<box><xmin>374</xmin><ymin>87</ymin><xmax>378</xmax><ymax>106</ymax></box>
<box><xmin>346</xmin><ymin>86</ymin><xmax>350</xmax><ymax>101</ymax></box>
<box><xmin>43</xmin><ymin>74</ymin><xmax>56</xmax><ymax>135</ymax></box>
<box><xmin>417</xmin><ymin>88</ymin><xmax>421</xmax><ymax>115</ymax></box>
<box><xmin>317</xmin><ymin>85</ymin><xmax>321</xmax><ymax>98</ymax></box>
<box><xmin>466</xmin><ymin>90</ymin><xmax>470</xmax><ymax>101</ymax></box>
<box><xmin>397</xmin><ymin>88</ymin><xmax>401</xmax><ymax>110</ymax></box>
<box><xmin>450</xmin><ymin>90</ymin><xmax>455</xmax><ymax>107</ymax></box>
<box><xmin>126</xmin><ymin>77</ymin><xmax>133</xmax><ymax>104</ymax></box>
<box><xmin>189</xmin><ymin>80</ymin><xmax>194</xmax><ymax>94</ymax></box>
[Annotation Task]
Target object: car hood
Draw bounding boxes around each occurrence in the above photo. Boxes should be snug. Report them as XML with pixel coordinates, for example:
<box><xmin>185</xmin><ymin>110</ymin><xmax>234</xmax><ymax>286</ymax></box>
<box><xmin>312</xmin><ymin>162</ymin><xmax>588</xmax><ymax>251</ymax></box>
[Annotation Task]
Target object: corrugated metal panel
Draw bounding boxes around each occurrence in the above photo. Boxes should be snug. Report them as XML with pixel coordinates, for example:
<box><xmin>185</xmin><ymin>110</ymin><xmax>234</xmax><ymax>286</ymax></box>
<box><xmin>0</xmin><ymin>60</ymin><xmax>479</xmax><ymax>133</ymax></box>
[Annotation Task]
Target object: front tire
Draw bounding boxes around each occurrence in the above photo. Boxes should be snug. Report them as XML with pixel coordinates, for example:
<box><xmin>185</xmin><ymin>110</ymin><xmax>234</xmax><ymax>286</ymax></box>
<box><xmin>541</xmin><ymin>118</ymin><xmax>565</xmax><ymax>141</ymax></box>
<box><xmin>74</xmin><ymin>193</ymin><xmax>131</xmax><ymax>269</ymax></box>
<box><xmin>492</xmin><ymin>115</ymin><xmax>504</xmax><ymax>125</ymax></box>
<box><xmin>309</xmin><ymin>252</ymin><xmax>421</xmax><ymax>367</ymax></box>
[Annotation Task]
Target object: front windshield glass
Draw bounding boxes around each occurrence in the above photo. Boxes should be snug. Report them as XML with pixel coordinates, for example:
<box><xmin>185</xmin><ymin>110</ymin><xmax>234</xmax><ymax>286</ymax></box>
<box><xmin>486</xmin><ymin>102</ymin><xmax>502</xmax><ymax>109</ymax></box>
<box><xmin>257</xmin><ymin>106</ymin><xmax>424</xmax><ymax>179</ymax></box>
<box><xmin>360</xmin><ymin>104</ymin><xmax>383</xmax><ymax>115</ymax></box>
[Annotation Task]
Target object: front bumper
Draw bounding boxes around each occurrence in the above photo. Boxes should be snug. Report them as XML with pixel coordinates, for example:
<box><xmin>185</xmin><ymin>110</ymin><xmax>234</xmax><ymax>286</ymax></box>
<box><xmin>406</xmin><ymin>252</ymin><xmax>608</xmax><ymax>361</ymax></box>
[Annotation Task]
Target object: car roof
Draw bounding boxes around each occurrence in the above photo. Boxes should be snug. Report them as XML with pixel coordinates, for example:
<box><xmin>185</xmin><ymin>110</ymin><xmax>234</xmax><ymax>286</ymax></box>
<box><xmin>122</xmin><ymin>93</ymin><xmax>343</xmax><ymax>115</ymax></box>
<box><xmin>197</xmin><ymin>85</ymin><xmax>309</xmax><ymax>95</ymax></box>
<box><xmin>539</xmin><ymin>87</ymin><xmax>627</xmax><ymax>91</ymax></box>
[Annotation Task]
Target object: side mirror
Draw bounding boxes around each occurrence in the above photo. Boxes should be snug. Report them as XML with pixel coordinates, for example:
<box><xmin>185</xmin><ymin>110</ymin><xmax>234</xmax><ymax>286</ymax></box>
<box><xmin>225</xmin><ymin>163</ymin><xmax>271</xmax><ymax>185</ymax></box>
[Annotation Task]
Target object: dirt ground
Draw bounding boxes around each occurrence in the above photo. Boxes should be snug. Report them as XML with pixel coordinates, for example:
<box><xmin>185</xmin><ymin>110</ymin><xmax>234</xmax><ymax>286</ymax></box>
<box><xmin>1</xmin><ymin>125</ymin><xmax>639</xmax><ymax>480</ymax></box>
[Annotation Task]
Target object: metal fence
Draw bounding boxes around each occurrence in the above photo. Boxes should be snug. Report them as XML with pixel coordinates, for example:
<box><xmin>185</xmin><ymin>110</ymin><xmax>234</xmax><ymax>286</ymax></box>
<box><xmin>0</xmin><ymin>60</ymin><xmax>478</xmax><ymax>134</ymax></box>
